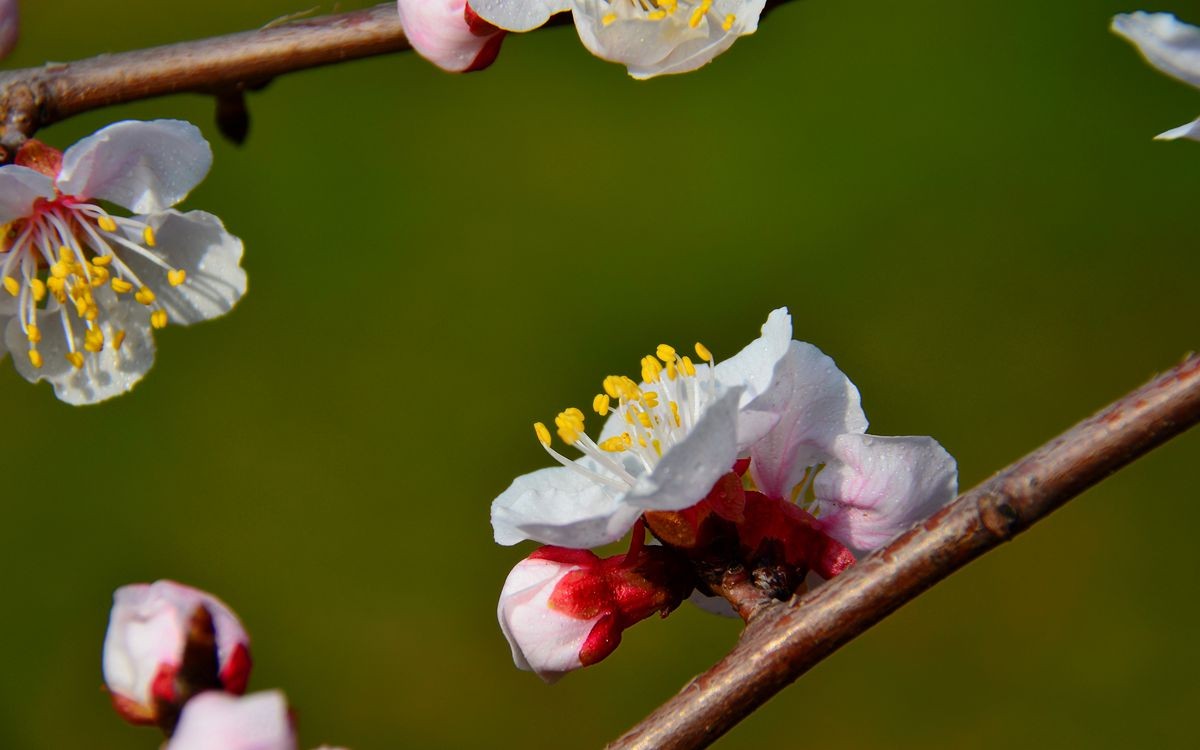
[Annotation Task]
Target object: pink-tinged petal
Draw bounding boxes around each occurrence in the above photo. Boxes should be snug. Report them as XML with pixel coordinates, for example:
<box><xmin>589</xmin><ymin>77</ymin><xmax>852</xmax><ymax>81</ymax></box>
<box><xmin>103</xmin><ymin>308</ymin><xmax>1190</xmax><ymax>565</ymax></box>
<box><xmin>497</xmin><ymin>556</ymin><xmax>601</xmax><ymax>683</ymax></box>
<box><xmin>125</xmin><ymin>210</ymin><xmax>247</xmax><ymax>325</ymax></box>
<box><xmin>397</xmin><ymin>0</ymin><xmax>506</xmax><ymax>73</ymax></box>
<box><xmin>1155</xmin><ymin>116</ymin><xmax>1200</xmax><ymax>141</ymax></box>
<box><xmin>491</xmin><ymin>464</ymin><xmax>643</xmax><ymax>547</ymax></box>
<box><xmin>103</xmin><ymin>580</ymin><xmax>252</xmax><ymax>723</ymax></box>
<box><xmin>5</xmin><ymin>297</ymin><xmax>156</xmax><ymax>406</ymax></box>
<box><xmin>625</xmin><ymin>387</ymin><xmax>743</xmax><ymax>511</ymax></box>
<box><xmin>0</xmin><ymin>0</ymin><xmax>17</xmax><ymax>60</ymax></box>
<box><xmin>167</xmin><ymin>691</ymin><xmax>296</xmax><ymax>750</ymax></box>
<box><xmin>813</xmin><ymin>434</ymin><xmax>958</xmax><ymax>554</ymax></box>
<box><xmin>57</xmin><ymin>120</ymin><xmax>212</xmax><ymax>213</ymax></box>
<box><xmin>469</xmin><ymin>0</ymin><xmax>570</xmax><ymax>32</ymax></box>
<box><xmin>1113</xmin><ymin>12</ymin><xmax>1200</xmax><ymax>89</ymax></box>
<box><xmin>0</xmin><ymin>165</ymin><xmax>54</xmax><ymax>223</ymax></box>
<box><xmin>747</xmin><ymin>341</ymin><xmax>868</xmax><ymax>499</ymax></box>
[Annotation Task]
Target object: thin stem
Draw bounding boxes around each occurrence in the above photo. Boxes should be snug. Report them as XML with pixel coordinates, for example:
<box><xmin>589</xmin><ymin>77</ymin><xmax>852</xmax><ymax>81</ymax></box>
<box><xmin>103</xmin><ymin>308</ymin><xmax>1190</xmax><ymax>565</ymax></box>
<box><xmin>607</xmin><ymin>353</ymin><xmax>1200</xmax><ymax>750</ymax></box>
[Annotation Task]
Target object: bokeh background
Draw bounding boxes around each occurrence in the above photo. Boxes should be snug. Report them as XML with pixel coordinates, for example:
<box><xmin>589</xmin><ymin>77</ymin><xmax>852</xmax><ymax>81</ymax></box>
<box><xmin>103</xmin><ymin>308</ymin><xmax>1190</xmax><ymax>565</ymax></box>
<box><xmin>2</xmin><ymin>0</ymin><xmax>1197</xmax><ymax>747</ymax></box>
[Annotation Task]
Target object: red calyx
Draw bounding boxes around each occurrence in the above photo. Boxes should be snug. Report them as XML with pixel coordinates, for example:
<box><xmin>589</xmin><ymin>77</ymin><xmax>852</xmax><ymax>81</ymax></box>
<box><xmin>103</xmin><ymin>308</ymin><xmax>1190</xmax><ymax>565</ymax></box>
<box><xmin>219</xmin><ymin>643</ymin><xmax>253</xmax><ymax>695</ymax></box>
<box><xmin>740</xmin><ymin>491</ymin><xmax>855</xmax><ymax>580</ymax></box>
<box><xmin>644</xmin><ymin>472</ymin><xmax>746</xmax><ymax>549</ymax></box>
<box><xmin>14</xmin><ymin>140</ymin><xmax>62</xmax><ymax>178</ymax></box>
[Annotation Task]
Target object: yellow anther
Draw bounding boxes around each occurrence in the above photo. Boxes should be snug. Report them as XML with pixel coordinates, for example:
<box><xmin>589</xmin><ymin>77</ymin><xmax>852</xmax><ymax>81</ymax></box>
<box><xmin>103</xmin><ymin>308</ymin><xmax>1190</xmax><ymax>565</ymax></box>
<box><xmin>660</xmin><ymin>0</ymin><xmax>677</xmax><ymax>11</ymax></box>
<box><xmin>143</xmin><ymin>226</ymin><xmax>157</xmax><ymax>247</ymax></box>
<box><xmin>681</xmin><ymin>355</ymin><xmax>696</xmax><ymax>377</ymax></box>
<box><xmin>111</xmin><ymin>278</ymin><xmax>133</xmax><ymax>294</ymax></box>
<box><xmin>563</xmin><ymin>407</ymin><xmax>584</xmax><ymax>422</ymax></box>
<box><xmin>65</xmin><ymin>351</ymin><xmax>84</xmax><ymax>369</ymax></box>
<box><xmin>603</xmin><ymin>375</ymin><xmax>621</xmax><ymax>399</ymax></box>
<box><xmin>624</xmin><ymin>408</ymin><xmax>636</xmax><ymax>425</ymax></box>
<box><xmin>722</xmin><ymin>13</ymin><xmax>735</xmax><ymax>31</ymax></box>
<box><xmin>30</xmin><ymin>278</ymin><xmax>46</xmax><ymax>302</ymax></box>
<box><xmin>641</xmin><ymin>355</ymin><xmax>663</xmax><ymax>383</ymax></box>
<box><xmin>135</xmin><ymin>286</ymin><xmax>156</xmax><ymax>305</ymax></box>
<box><xmin>638</xmin><ymin>435</ymin><xmax>648</xmax><ymax>447</ymax></box>
<box><xmin>47</xmin><ymin>276</ymin><xmax>65</xmax><ymax>299</ymax></box>
<box><xmin>694</xmin><ymin>342</ymin><xmax>713</xmax><ymax>363</ymax></box>
<box><xmin>27</xmin><ymin>325</ymin><xmax>41</xmax><ymax>344</ymax></box>
<box><xmin>58</xmin><ymin>246</ymin><xmax>75</xmax><ymax>261</ymax></box>
<box><xmin>599</xmin><ymin>436</ymin><xmax>629</xmax><ymax>452</ymax></box>
<box><xmin>2</xmin><ymin>275</ymin><xmax>18</xmax><ymax>296</ymax></box>
<box><xmin>111</xmin><ymin>330</ymin><xmax>127</xmax><ymax>350</ymax></box>
<box><xmin>50</xmin><ymin>262</ymin><xmax>69</xmax><ymax>279</ymax></box>
<box><xmin>593</xmin><ymin>394</ymin><xmax>611</xmax><ymax>416</ymax></box>
<box><xmin>647</xmin><ymin>9</ymin><xmax>666</xmax><ymax>19</ymax></box>
<box><xmin>670</xmin><ymin>401</ymin><xmax>681</xmax><ymax>427</ymax></box>
<box><xmin>89</xmin><ymin>266</ymin><xmax>110</xmax><ymax>287</ymax></box>
<box><xmin>642</xmin><ymin>391</ymin><xmax>660</xmax><ymax>408</ymax></box>
<box><xmin>555</xmin><ymin>409</ymin><xmax>585</xmax><ymax>444</ymax></box>
<box><xmin>167</xmin><ymin>269</ymin><xmax>186</xmax><ymax>287</ymax></box>
<box><xmin>637</xmin><ymin>411</ymin><xmax>653</xmax><ymax>429</ymax></box>
<box><xmin>666</xmin><ymin>360</ymin><xmax>678</xmax><ymax>381</ymax></box>
<box><xmin>602</xmin><ymin>12</ymin><xmax>617</xmax><ymax>25</ymax></box>
<box><xmin>92</xmin><ymin>254</ymin><xmax>113</xmax><ymax>266</ymax></box>
<box><xmin>652</xmin><ymin>438</ymin><xmax>663</xmax><ymax>456</ymax></box>
<box><xmin>151</xmin><ymin>309</ymin><xmax>168</xmax><ymax>329</ymax></box>
<box><xmin>83</xmin><ymin>305</ymin><xmax>99</xmax><ymax>322</ymax></box>
<box><xmin>656</xmin><ymin>344</ymin><xmax>676</xmax><ymax>363</ymax></box>
<box><xmin>97</xmin><ymin>215</ymin><xmax>118</xmax><ymax>232</ymax></box>
<box><xmin>28</xmin><ymin>349</ymin><xmax>42</xmax><ymax>369</ymax></box>
<box><xmin>689</xmin><ymin>0</ymin><xmax>711</xmax><ymax>28</ymax></box>
<box><xmin>534</xmin><ymin>422</ymin><xmax>552</xmax><ymax>446</ymax></box>
<box><xmin>84</xmin><ymin>328</ymin><xmax>104</xmax><ymax>353</ymax></box>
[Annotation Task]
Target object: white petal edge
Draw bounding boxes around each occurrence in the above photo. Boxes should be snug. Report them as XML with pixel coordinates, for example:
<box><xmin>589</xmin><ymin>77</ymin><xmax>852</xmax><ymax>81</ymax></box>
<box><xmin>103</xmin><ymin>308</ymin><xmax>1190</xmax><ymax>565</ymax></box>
<box><xmin>491</xmin><ymin>464</ymin><xmax>643</xmax><ymax>547</ymax></box>
<box><xmin>813</xmin><ymin>433</ymin><xmax>957</xmax><ymax>554</ymax></box>
<box><xmin>469</xmin><ymin>0</ymin><xmax>571</xmax><ymax>32</ymax></box>
<box><xmin>57</xmin><ymin>120</ymin><xmax>213</xmax><ymax>214</ymax></box>
<box><xmin>1112</xmin><ymin>12</ymin><xmax>1200</xmax><ymax>89</ymax></box>
<box><xmin>0</xmin><ymin>165</ymin><xmax>54</xmax><ymax>224</ymax></box>
<box><xmin>714</xmin><ymin>307</ymin><xmax>793</xmax><ymax>406</ymax></box>
<box><xmin>124</xmin><ymin>210</ymin><xmax>247</xmax><ymax>326</ymax></box>
<box><xmin>1155</xmin><ymin>115</ymin><xmax>1200</xmax><ymax>140</ymax></box>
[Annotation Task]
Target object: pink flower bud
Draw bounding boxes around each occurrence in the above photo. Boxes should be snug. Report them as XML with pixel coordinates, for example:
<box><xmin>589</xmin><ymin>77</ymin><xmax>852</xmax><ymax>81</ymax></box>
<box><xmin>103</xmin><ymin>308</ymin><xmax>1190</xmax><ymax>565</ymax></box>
<box><xmin>498</xmin><ymin>546</ymin><xmax>691</xmax><ymax>682</ymax></box>
<box><xmin>396</xmin><ymin>0</ymin><xmax>506</xmax><ymax>73</ymax></box>
<box><xmin>102</xmin><ymin>580</ymin><xmax>252</xmax><ymax>725</ymax></box>
<box><xmin>166</xmin><ymin>691</ymin><xmax>296</xmax><ymax>750</ymax></box>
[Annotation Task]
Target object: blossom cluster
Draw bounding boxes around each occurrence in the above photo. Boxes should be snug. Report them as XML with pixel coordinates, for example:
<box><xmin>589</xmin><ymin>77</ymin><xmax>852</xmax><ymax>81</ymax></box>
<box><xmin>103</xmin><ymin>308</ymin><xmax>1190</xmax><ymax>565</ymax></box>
<box><xmin>102</xmin><ymin>580</ymin><xmax>345</xmax><ymax>750</ymax></box>
<box><xmin>491</xmin><ymin>309</ymin><xmax>958</xmax><ymax>680</ymax></box>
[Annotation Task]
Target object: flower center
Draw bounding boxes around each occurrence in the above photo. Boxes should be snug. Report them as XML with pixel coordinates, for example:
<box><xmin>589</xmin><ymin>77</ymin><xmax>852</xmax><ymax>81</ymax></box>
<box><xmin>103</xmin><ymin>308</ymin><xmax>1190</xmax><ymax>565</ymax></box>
<box><xmin>1</xmin><ymin>197</ymin><xmax>187</xmax><ymax>370</ymax></box>
<box><xmin>598</xmin><ymin>0</ymin><xmax>736</xmax><ymax>33</ymax></box>
<box><xmin>533</xmin><ymin>341</ymin><xmax>720</xmax><ymax>491</ymax></box>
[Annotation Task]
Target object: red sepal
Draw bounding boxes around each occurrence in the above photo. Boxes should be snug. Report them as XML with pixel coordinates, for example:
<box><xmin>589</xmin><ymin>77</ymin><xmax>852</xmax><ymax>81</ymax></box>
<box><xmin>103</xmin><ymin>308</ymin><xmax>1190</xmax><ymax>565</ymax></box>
<box><xmin>219</xmin><ymin>642</ymin><xmax>252</xmax><ymax>695</ymax></box>
<box><xmin>740</xmin><ymin>492</ymin><xmax>856</xmax><ymax>579</ymax></box>
<box><xmin>14</xmin><ymin>140</ymin><xmax>62</xmax><ymax>178</ymax></box>
<box><xmin>644</xmin><ymin>472</ymin><xmax>745</xmax><ymax>549</ymax></box>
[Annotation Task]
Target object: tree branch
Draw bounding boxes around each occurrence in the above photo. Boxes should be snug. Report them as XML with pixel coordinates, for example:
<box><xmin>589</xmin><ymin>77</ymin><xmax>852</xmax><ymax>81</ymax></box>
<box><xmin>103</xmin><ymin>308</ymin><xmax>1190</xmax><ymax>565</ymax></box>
<box><xmin>608</xmin><ymin>353</ymin><xmax>1200</xmax><ymax>750</ymax></box>
<box><xmin>0</xmin><ymin>4</ymin><xmax>411</xmax><ymax>155</ymax></box>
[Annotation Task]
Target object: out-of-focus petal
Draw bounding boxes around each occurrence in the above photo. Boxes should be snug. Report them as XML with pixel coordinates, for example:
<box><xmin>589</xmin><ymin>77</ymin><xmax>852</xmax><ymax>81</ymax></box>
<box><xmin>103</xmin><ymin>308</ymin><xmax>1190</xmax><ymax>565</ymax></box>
<box><xmin>470</xmin><ymin>0</ymin><xmax>571</xmax><ymax>32</ymax></box>
<box><xmin>0</xmin><ymin>165</ymin><xmax>54</xmax><ymax>223</ymax></box>
<box><xmin>167</xmin><ymin>691</ymin><xmax>296</xmax><ymax>750</ymax></box>
<box><xmin>1113</xmin><ymin>12</ymin><xmax>1200</xmax><ymax>89</ymax></box>
<box><xmin>57</xmin><ymin>120</ymin><xmax>212</xmax><ymax>213</ymax></box>
<box><xmin>813</xmin><ymin>434</ymin><xmax>957</xmax><ymax>554</ymax></box>
<box><xmin>1155</xmin><ymin>115</ymin><xmax>1200</xmax><ymax>140</ymax></box>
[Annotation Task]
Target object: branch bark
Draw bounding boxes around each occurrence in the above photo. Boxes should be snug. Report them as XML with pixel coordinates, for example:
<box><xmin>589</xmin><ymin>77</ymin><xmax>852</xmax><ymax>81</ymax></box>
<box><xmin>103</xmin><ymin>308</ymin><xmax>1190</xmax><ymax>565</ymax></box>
<box><xmin>608</xmin><ymin>353</ymin><xmax>1200</xmax><ymax>750</ymax></box>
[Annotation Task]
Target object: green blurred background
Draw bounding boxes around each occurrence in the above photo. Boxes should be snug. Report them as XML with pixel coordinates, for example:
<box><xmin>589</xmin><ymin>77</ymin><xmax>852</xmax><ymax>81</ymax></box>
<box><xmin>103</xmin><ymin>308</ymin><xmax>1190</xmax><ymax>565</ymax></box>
<box><xmin>2</xmin><ymin>0</ymin><xmax>1197</xmax><ymax>747</ymax></box>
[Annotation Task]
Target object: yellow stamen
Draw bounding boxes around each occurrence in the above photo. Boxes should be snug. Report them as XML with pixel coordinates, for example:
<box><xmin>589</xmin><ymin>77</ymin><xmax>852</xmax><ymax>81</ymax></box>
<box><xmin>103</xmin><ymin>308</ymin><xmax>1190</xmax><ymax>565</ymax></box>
<box><xmin>27</xmin><ymin>325</ymin><xmax>41</xmax><ymax>344</ymax></box>
<box><xmin>83</xmin><ymin>305</ymin><xmax>99</xmax><ymax>322</ymax></box>
<box><xmin>50</xmin><ymin>262</ymin><xmax>69</xmax><ymax>279</ymax></box>
<box><xmin>143</xmin><ymin>226</ymin><xmax>157</xmax><ymax>247</ymax></box>
<box><xmin>689</xmin><ymin>0</ymin><xmax>711</xmax><ymax>28</ymax></box>
<box><xmin>555</xmin><ymin>409</ymin><xmax>585</xmax><ymax>444</ymax></box>
<box><xmin>167</xmin><ymin>269</ymin><xmax>186</xmax><ymax>287</ymax></box>
<box><xmin>642</xmin><ymin>391</ymin><xmax>660</xmax><ymax>408</ymax></box>
<box><xmin>599</xmin><ymin>435</ymin><xmax>629</xmax><ymax>452</ymax></box>
<box><xmin>637</xmin><ymin>411</ymin><xmax>653</xmax><ymax>429</ymax></box>
<box><xmin>2</xmin><ymin>276</ymin><xmax>18</xmax><ymax>296</ymax></box>
<box><xmin>92</xmin><ymin>254</ymin><xmax>113</xmax><ymax>266</ymax></box>
<box><xmin>641</xmin><ymin>355</ymin><xmax>663</xmax><ymax>384</ymax></box>
<box><xmin>84</xmin><ymin>328</ymin><xmax>104</xmax><ymax>353</ymax></box>
<box><xmin>656</xmin><ymin>344</ymin><xmax>676</xmax><ymax>363</ymax></box>
<box><xmin>111</xmin><ymin>330</ymin><xmax>127</xmax><ymax>350</ymax></box>
<box><xmin>65</xmin><ymin>351</ymin><xmax>84</xmax><ymax>369</ymax></box>
<box><xmin>111</xmin><ymin>278</ymin><xmax>134</xmax><ymax>294</ymax></box>
<box><xmin>602</xmin><ymin>12</ymin><xmax>617</xmax><ymax>25</ymax></box>
<box><xmin>593</xmin><ymin>394</ymin><xmax>611</xmax><ymax>416</ymax></box>
<box><xmin>694</xmin><ymin>343</ymin><xmax>713</xmax><ymax>363</ymax></box>
<box><xmin>652</xmin><ymin>439</ymin><xmax>662</xmax><ymax>456</ymax></box>
<box><xmin>97</xmin><ymin>216</ymin><xmax>118</xmax><ymax>232</ymax></box>
<box><xmin>666</xmin><ymin>360</ymin><xmax>678</xmax><ymax>381</ymax></box>
<box><xmin>151</xmin><ymin>309</ymin><xmax>168</xmax><ymax>329</ymax></box>
<box><xmin>534</xmin><ymin>422</ymin><xmax>552</xmax><ymax>446</ymax></box>
<box><xmin>670</xmin><ymin>401</ymin><xmax>681</xmax><ymax>427</ymax></box>
<box><xmin>681</xmin><ymin>355</ymin><xmax>696</xmax><ymax>377</ymax></box>
<box><xmin>135</xmin><ymin>286</ymin><xmax>156</xmax><ymax>305</ymax></box>
<box><xmin>89</xmin><ymin>266</ymin><xmax>110</xmax><ymax>287</ymax></box>
<box><xmin>30</xmin><ymin>278</ymin><xmax>46</xmax><ymax>302</ymax></box>
<box><xmin>28</xmin><ymin>349</ymin><xmax>42</xmax><ymax>369</ymax></box>
<box><xmin>647</xmin><ymin>9</ymin><xmax>666</xmax><ymax>20</ymax></box>
<box><xmin>722</xmin><ymin>13</ymin><xmax>735</xmax><ymax>31</ymax></box>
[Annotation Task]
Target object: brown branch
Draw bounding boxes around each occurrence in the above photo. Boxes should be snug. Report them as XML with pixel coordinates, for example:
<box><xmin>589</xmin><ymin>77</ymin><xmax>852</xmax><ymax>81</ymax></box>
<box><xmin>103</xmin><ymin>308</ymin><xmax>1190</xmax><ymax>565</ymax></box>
<box><xmin>608</xmin><ymin>353</ymin><xmax>1200</xmax><ymax>750</ymax></box>
<box><xmin>0</xmin><ymin>4</ymin><xmax>412</xmax><ymax>154</ymax></box>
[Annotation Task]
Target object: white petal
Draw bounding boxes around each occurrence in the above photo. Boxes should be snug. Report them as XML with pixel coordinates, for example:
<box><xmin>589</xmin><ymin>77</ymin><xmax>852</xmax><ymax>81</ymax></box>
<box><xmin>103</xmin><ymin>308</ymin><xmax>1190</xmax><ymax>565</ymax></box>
<box><xmin>1155</xmin><ymin>116</ymin><xmax>1200</xmax><ymax>140</ymax></box>
<box><xmin>625</xmin><ymin>387</ymin><xmax>742</xmax><ymax>511</ymax></box>
<box><xmin>0</xmin><ymin>165</ymin><xmax>54</xmax><ymax>223</ymax></box>
<box><xmin>497</xmin><ymin>557</ymin><xmax>598</xmax><ymax>683</ymax></box>
<box><xmin>813</xmin><ymin>434</ymin><xmax>957</xmax><ymax>554</ymax></box>
<box><xmin>687</xmin><ymin>590</ymin><xmax>738</xmax><ymax>618</ymax></box>
<box><xmin>6</xmin><ymin>297</ymin><xmax>156</xmax><ymax>405</ymax></box>
<box><xmin>168</xmin><ymin>691</ymin><xmax>296</xmax><ymax>750</ymax></box>
<box><xmin>1112</xmin><ymin>12</ymin><xmax>1200</xmax><ymax>89</ymax></box>
<box><xmin>470</xmin><ymin>0</ymin><xmax>570</xmax><ymax>31</ymax></box>
<box><xmin>125</xmin><ymin>210</ymin><xmax>247</xmax><ymax>325</ymax></box>
<box><xmin>714</xmin><ymin>307</ymin><xmax>793</xmax><ymax>405</ymax></box>
<box><xmin>491</xmin><ymin>464</ymin><xmax>642</xmax><ymax>547</ymax></box>
<box><xmin>747</xmin><ymin>341</ymin><xmax>868</xmax><ymax>499</ymax></box>
<box><xmin>397</xmin><ymin>0</ymin><xmax>504</xmax><ymax>72</ymax></box>
<box><xmin>57</xmin><ymin>120</ymin><xmax>212</xmax><ymax>213</ymax></box>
